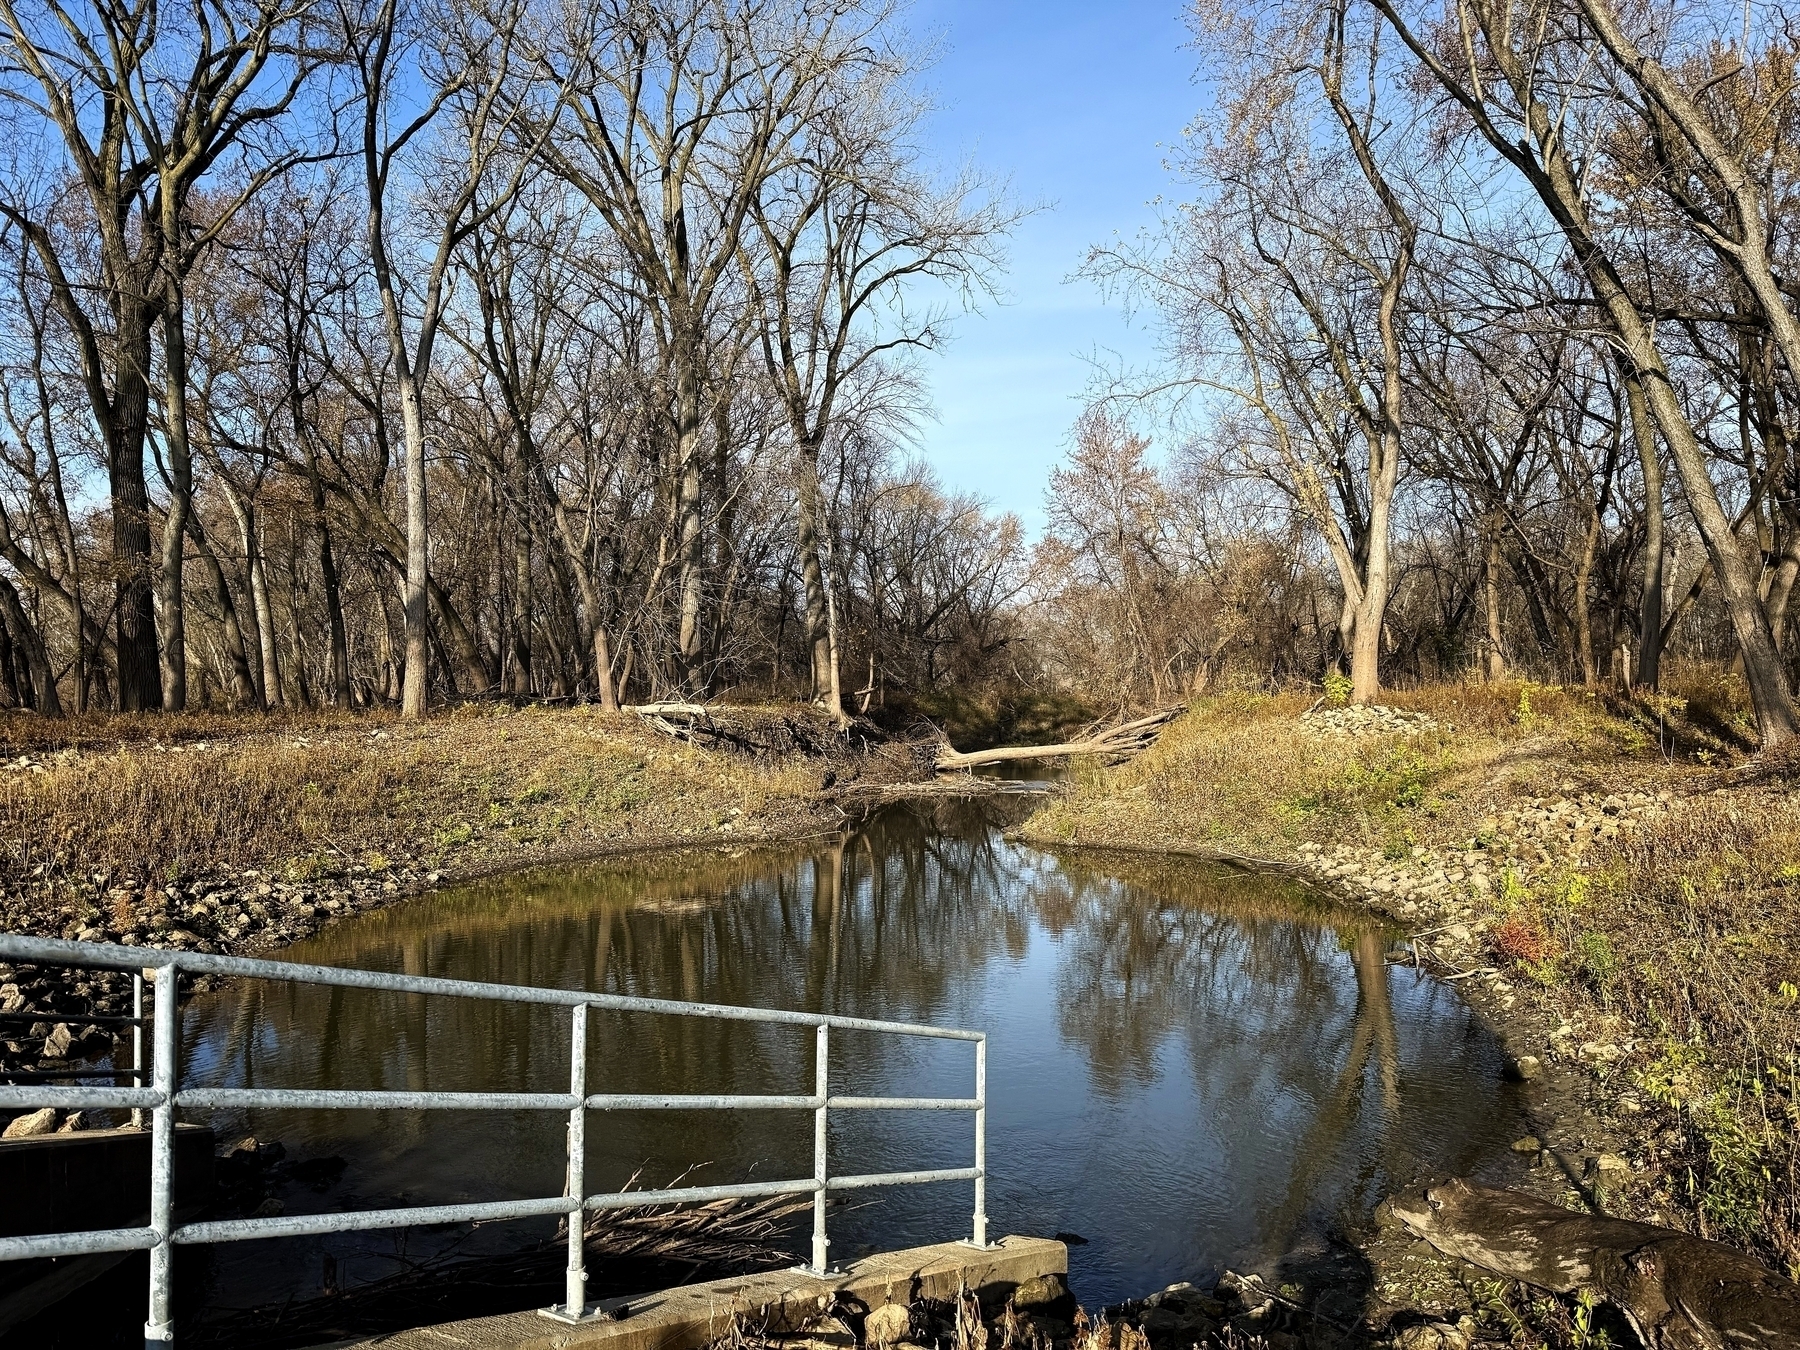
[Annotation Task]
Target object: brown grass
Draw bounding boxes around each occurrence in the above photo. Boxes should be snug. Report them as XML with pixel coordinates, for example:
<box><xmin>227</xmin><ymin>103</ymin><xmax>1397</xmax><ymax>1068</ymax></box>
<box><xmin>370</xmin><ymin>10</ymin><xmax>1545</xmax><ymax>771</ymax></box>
<box><xmin>1022</xmin><ymin>674</ymin><xmax>1800</xmax><ymax>1271</ymax></box>
<box><xmin>0</xmin><ymin>702</ymin><xmax>839</xmax><ymax>892</ymax></box>
<box><xmin>1023</xmin><ymin>681</ymin><xmax>1683</xmax><ymax>861</ymax></box>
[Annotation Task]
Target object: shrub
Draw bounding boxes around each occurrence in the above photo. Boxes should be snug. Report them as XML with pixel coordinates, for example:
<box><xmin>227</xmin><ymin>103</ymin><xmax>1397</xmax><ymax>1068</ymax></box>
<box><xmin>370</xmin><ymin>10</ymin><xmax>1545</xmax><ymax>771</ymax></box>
<box><xmin>1493</xmin><ymin>913</ymin><xmax>1556</xmax><ymax>966</ymax></box>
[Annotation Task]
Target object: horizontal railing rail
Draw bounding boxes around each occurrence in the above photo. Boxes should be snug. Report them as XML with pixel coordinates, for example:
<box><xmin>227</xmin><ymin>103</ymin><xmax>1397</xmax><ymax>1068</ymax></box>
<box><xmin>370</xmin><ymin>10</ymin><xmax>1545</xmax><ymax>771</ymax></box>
<box><xmin>0</xmin><ymin>934</ymin><xmax>990</xmax><ymax>1350</ymax></box>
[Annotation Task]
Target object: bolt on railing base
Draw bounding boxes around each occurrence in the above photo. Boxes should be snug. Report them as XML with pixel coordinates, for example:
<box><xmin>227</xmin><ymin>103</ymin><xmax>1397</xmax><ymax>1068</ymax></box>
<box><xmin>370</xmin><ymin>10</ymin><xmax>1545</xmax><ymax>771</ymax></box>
<box><xmin>792</xmin><ymin>1263</ymin><xmax>843</xmax><ymax>1279</ymax></box>
<box><xmin>537</xmin><ymin>1303</ymin><xmax>622</xmax><ymax>1325</ymax></box>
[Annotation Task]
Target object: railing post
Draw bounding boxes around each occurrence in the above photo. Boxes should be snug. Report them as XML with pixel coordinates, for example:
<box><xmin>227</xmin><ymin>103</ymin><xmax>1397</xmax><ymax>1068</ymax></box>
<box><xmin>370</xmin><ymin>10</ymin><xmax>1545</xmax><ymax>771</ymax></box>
<box><xmin>564</xmin><ymin>1003</ymin><xmax>588</xmax><ymax>1319</ymax></box>
<box><xmin>972</xmin><ymin>1035</ymin><xmax>988</xmax><ymax>1248</ymax></box>
<box><xmin>810</xmin><ymin>1022</ymin><xmax>829</xmax><ymax>1275</ymax></box>
<box><xmin>131</xmin><ymin>972</ymin><xmax>144</xmax><ymax>1131</ymax></box>
<box><xmin>145</xmin><ymin>963</ymin><xmax>177</xmax><ymax>1349</ymax></box>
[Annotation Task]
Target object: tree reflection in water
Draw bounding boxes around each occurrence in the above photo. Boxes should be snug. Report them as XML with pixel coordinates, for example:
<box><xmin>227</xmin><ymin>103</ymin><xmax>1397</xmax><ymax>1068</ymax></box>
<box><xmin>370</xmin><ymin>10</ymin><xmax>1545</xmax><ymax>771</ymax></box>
<box><xmin>179</xmin><ymin>799</ymin><xmax>1523</xmax><ymax>1318</ymax></box>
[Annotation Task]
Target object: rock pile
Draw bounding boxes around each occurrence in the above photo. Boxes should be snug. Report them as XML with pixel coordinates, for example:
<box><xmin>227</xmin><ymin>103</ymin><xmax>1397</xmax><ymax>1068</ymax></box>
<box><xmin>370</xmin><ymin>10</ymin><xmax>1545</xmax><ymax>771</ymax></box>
<box><xmin>1296</xmin><ymin>789</ymin><xmax>1669</xmax><ymax>929</ymax></box>
<box><xmin>766</xmin><ymin>1269</ymin><xmax>1317</xmax><ymax>1350</ymax></box>
<box><xmin>0</xmin><ymin>857</ymin><xmax>444</xmax><ymax>1103</ymax></box>
<box><xmin>1301</xmin><ymin>705</ymin><xmax>1440</xmax><ymax>737</ymax></box>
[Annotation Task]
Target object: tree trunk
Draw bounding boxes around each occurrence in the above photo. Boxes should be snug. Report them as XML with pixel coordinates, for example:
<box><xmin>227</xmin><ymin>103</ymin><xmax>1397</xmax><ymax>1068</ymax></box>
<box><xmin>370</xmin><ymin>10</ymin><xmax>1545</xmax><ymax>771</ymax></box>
<box><xmin>398</xmin><ymin>377</ymin><xmax>430</xmax><ymax>717</ymax></box>
<box><xmin>1484</xmin><ymin>524</ymin><xmax>1506</xmax><ymax>680</ymax></box>
<box><xmin>1624</xmin><ymin>367</ymin><xmax>1665</xmax><ymax>689</ymax></box>
<box><xmin>186</xmin><ymin>515</ymin><xmax>260</xmax><ymax>711</ymax></box>
<box><xmin>795</xmin><ymin>441</ymin><xmax>843</xmax><ymax>719</ymax></box>
<box><xmin>309</xmin><ymin>467</ymin><xmax>352</xmax><ymax>707</ymax></box>
<box><xmin>425</xmin><ymin>575</ymin><xmax>492</xmax><ymax>695</ymax></box>
<box><xmin>1391</xmin><ymin>1178</ymin><xmax>1800</xmax><ymax>1350</ymax></box>
<box><xmin>0</xmin><ymin>576</ymin><xmax>62</xmax><ymax>715</ymax></box>
<box><xmin>593</xmin><ymin>625</ymin><xmax>619</xmax><ymax>712</ymax></box>
<box><xmin>673</xmin><ymin>346</ymin><xmax>708</xmax><ymax>693</ymax></box>
<box><xmin>228</xmin><ymin>495</ymin><xmax>283</xmax><ymax>709</ymax></box>
<box><xmin>157</xmin><ymin>291</ymin><xmax>192</xmax><ymax>711</ymax></box>
<box><xmin>509</xmin><ymin>455</ymin><xmax>532</xmax><ymax>696</ymax></box>
<box><xmin>1351</xmin><ymin>462</ymin><xmax>1395</xmax><ymax>703</ymax></box>
<box><xmin>0</xmin><ymin>613</ymin><xmax>18</xmax><ymax>708</ymax></box>
<box><xmin>1576</xmin><ymin>505</ymin><xmax>1602</xmax><ymax>687</ymax></box>
<box><xmin>109</xmin><ymin>309</ymin><xmax>162</xmax><ymax>713</ymax></box>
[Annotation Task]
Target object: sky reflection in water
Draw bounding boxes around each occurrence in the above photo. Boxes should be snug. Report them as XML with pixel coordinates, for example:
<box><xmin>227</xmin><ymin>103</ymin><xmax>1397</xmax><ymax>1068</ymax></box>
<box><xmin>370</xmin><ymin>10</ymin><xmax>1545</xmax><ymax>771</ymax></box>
<box><xmin>180</xmin><ymin>798</ymin><xmax>1526</xmax><ymax>1313</ymax></box>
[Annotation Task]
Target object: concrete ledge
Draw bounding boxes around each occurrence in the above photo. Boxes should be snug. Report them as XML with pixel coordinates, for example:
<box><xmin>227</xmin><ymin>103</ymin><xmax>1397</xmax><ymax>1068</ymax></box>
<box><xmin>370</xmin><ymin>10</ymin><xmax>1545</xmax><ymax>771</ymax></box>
<box><xmin>323</xmin><ymin>1235</ymin><xmax>1066</xmax><ymax>1350</ymax></box>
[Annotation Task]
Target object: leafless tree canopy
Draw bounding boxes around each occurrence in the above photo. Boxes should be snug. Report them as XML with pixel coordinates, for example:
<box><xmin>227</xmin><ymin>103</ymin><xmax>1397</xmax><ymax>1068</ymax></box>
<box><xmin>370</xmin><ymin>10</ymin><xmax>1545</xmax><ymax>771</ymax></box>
<box><xmin>1027</xmin><ymin>0</ymin><xmax>1800</xmax><ymax>745</ymax></box>
<box><xmin>0</xmin><ymin>0</ymin><xmax>1022</xmax><ymax>718</ymax></box>
<box><xmin>10</xmin><ymin>0</ymin><xmax>1800</xmax><ymax>738</ymax></box>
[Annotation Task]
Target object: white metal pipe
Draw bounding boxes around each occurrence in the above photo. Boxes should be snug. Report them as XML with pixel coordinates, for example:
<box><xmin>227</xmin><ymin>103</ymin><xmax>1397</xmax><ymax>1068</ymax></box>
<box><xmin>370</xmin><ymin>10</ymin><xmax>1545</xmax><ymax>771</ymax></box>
<box><xmin>175</xmin><ymin>1194</ymin><xmax>579</xmax><ymax>1245</ymax></box>
<box><xmin>176</xmin><ymin>1088</ymin><xmax>580</xmax><ymax>1111</ymax></box>
<box><xmin>0</xmin><ymin>1227</ymin><xmax>159</xmax><ymax>1260</ymax></box>
<box><xmin>811</xmin><ymin>1023</ymin><xmax>829</xmax><ymax>1276</ymax></box>
<box><xmin>829</xmin><ymin>1167</ymin><xmax>981</xmax><ymax>1190</ymax></box>
<box><xmin>131</xmin><ymin>972</ymin><xmax>144</xmax><ymax>1130</ymax></box>
<box><xmin>565</xmin><ymin>1003</ymin><xmax>588</xmax><ymax>1319</ymax></box>
<box><xmin>0</xmin><ymin>936</ymin><xmax>982</xmax><ymax>1040</ymax></box>
<box><xmin>586</xmin><ymin>1093</ymin><xmax>819</xmax><ymax>1111</ymax></box>
<box><xmin>145</xmin><ymin>963</ymin><xmax>176</xmax><ymax>1349</ymax></box>
<box><xmin>0</xmin><ymin>1086</ymin><xmax>161</xmax><ymax>1110</ymax></box>
<box><xmin>973</xmin><ymin>1036</ymin><xmax>988</xmax><ymax>1248</ymax></box>
<box><xmin>582</xmin><ymin>1177</ymin><xmax>818</xmax><ymax>1210</ymax></box>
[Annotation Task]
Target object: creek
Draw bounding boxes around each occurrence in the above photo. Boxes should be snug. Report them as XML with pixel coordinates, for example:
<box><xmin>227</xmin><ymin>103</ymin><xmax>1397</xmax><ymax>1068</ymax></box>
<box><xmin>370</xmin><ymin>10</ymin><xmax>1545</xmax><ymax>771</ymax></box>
<box><xmin>21</xmin><ymin>795</ymin><xmax>1530</xmax><ymax>1345</ymax></box>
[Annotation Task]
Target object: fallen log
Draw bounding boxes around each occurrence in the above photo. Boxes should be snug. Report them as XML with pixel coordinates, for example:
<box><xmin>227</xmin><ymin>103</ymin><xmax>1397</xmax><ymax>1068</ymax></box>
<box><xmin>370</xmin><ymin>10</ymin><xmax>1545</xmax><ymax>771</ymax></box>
<box><xmin>934</xmin><ymin>707</ymin><xmax>1184</xmax><ymax>773</ymax></box>
<box><xmin>1389</xmin><ymin>1177</ymin><xmax>1800</xmax><ymax>1348</ymax></box>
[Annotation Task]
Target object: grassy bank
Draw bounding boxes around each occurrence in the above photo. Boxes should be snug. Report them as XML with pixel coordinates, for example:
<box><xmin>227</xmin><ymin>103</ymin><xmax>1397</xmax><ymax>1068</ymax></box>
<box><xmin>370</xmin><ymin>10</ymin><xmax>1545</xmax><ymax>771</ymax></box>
<box><xmin>1020</xmin><ymin>676</ymin><xmax>1800</xmax><ymax>1276</ymax></box>
<box><xmin>0</xmin><ymin>703</ymin><xmax>914</xmax><ymax>1080</ymax></box>
<box><xmin>0</xmin><ymin>703</ymin><xmax>884</xmax><ymax>901</ymax></box>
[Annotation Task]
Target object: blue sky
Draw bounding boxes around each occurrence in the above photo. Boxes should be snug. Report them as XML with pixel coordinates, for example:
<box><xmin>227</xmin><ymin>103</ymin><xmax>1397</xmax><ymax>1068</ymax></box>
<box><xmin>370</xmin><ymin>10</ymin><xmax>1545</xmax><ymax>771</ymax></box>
<box><xmin>904</xmin><ymin>0</ymin><xmax>1200</xmax><ymax>531</ymax></box>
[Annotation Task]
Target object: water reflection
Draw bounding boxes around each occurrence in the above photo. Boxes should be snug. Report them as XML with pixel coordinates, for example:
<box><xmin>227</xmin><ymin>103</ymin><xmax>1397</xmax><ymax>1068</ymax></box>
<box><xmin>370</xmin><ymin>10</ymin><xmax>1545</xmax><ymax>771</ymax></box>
<box><xmin>176</xmin><ymin>799</ymin><xmax>1524</xmax><ymax>1319</ymax></box>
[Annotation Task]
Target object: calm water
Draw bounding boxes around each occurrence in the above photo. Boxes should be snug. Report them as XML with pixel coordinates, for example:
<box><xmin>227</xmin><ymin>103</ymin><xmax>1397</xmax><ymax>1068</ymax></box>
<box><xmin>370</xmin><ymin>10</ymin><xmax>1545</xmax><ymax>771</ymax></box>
<box><xmin>11</xmin><ymin>798</ymin><xmax>1525</xmax><ymax>1345</ymax></box>
<box><xmin>154</xmin><ymin>796</ymin><xmax>1526</xmax><ymax>1327</ymax></box>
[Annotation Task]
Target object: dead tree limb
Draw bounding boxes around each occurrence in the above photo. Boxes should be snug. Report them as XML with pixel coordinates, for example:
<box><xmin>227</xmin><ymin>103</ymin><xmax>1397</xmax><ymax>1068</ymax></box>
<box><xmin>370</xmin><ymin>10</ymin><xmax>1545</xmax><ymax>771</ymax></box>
<box><xmin>934</xmin><ymin>707</ymin><xmax>1185</xmax><ymax>773</ymax></box>
<box><xmin>1389</xmin><ymin>1178</ymin><xmax>1800</xmax><ymax>1349</ymax></box>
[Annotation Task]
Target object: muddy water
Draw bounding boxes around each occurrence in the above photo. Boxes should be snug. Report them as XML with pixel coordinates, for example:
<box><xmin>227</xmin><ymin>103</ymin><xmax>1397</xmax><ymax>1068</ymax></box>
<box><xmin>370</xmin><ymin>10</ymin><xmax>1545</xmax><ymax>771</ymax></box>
<box><xmin>160</xmin><ymin>798</ymin><xmax>1526</xmax><ymax>1335</ymax></box>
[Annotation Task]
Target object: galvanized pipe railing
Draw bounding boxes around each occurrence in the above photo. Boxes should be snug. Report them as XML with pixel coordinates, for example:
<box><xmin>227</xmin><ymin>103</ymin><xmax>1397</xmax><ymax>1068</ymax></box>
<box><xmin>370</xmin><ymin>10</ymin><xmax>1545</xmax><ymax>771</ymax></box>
<box><xmin>0</xmin><ymin>935</ymin><xmax>991</xmax><ymax>1349</ymax></box>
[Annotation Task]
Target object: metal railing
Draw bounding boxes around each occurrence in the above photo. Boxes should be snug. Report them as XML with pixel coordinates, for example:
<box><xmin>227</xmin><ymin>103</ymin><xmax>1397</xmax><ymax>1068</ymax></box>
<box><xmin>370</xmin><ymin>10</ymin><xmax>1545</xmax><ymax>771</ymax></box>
<box><xmin>0</xmin><ymin>934</ymin><xmax>989</xmax><ymax>1349</ymax></box>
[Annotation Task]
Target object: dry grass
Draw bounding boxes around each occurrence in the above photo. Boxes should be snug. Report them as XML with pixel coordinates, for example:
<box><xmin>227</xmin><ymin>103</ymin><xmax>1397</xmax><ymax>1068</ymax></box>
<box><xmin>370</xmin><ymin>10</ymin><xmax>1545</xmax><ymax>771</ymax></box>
<box><xmin>1023</xmin><ymin>681</ymin><xmax>1683</xmax><ymax>861</ymax></box>
<box><xmin>0</xmin><ymin>703</ymin><xmax>845</xmax><ymax>893</ymax></box>
<box><xmin>1023</xmin><ymin>674</ymin><xmax>1800</xmax><ymax>1271</ymax></box>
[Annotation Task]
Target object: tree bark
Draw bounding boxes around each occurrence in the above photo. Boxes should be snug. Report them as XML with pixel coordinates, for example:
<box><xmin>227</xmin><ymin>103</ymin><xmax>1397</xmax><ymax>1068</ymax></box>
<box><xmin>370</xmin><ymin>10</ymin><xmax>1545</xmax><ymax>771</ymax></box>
<box><xmin>157</xmin><ymin>289</ymin><xmax>193</xmax><ymax>711</ymax></box>
<box><xmin>509</xmin><ymin>453</ymin><xmax>532</xmax><ymax>696</ymax></box>
<box><xmin>397</xmin><ymin>379</ymin><xmax>430</xmax><ymax>716</ymax></box>
<box><xmin>186</xmin><ymin>514</ymin><xmax>260</xmax><ymax>711</ymax></box>
<box><xmin>1390</xmin><ymin>1178</ymin><xmax>1800</xmax><ymax>1350</ymax></box>
<box><xmin>1624</xmin><ymin>366</ymin><xmax>1664</xmax><ymax>688</ymax></box>
<box><xmin>673</xmin><ymin>353</ymin><xmax>708</xmax><ymax>694</ymax></box>
<box><xmin>224</xmin><ymin>490</ymin><xmax>282</xmax><ymax>708</ymax></box>
<box><xmin>0</xmin><ymin>576</ymin><xmax>62</xmax><ymax>715</ymax></box>
<box><xmin>1484</xmin><ymin>525</ymin><xmax>1506</xmax><ymax>680</ymax></box>
<box><xmin>795</xmin><ymin>441</ymin><xmax>843</xmax><ymax>718</ymax></box>
<box><xmin>110</xmin><ymin>304</ymin><xmax>164</xmax><ymax>713</ymax></box>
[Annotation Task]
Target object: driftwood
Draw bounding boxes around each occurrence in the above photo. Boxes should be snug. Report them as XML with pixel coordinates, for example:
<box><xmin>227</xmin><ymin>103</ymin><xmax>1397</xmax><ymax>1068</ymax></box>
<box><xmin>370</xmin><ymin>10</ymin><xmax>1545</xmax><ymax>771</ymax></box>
<box><xmin>934</xmin><ymin>707</ymin><xmax>1185</xmax><ymax>773</ymax></box>
<box><xmin>1389</xmin><ymin>1177</ymin><xmax>1800</xmax><ymax>1349</ymax></box>
<box><xmin>622</xmin><ymin>703</ymin><xmax>871</xmax><ymax>757</ymax></box>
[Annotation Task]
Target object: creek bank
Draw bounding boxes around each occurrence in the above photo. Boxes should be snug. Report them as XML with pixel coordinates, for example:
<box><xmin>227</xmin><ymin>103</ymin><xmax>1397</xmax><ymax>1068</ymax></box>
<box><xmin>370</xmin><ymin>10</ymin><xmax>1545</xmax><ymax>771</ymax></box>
<box><xmin>750</xmin><ymin>1268</ymin><xmax>1338</xmax><ymax>1350</ymax></box>
<box><xmin>1018</xmin><ymin>685</ymin><xmax>1800</xmax><ymax>1344</ymax></box>
<box><xmin>0</xmin><ymin>703</ymin><xmax>945</xmax><ymax>1096</ymax></box>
